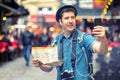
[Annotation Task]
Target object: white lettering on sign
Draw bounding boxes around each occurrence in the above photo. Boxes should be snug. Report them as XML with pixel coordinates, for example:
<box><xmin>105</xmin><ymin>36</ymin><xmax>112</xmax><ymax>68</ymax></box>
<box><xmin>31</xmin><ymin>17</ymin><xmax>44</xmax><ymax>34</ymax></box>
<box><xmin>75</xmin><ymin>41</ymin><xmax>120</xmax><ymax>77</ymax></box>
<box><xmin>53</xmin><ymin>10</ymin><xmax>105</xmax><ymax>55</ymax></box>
<box><xmin>79</xmin><ymin>0</ymin><xmax>93</xmax><ymax>9</ymax></box>
<box><xmin>62</xmin><ymin>0</ymin><xmax>77</xmax><ymax>5</ymax></box>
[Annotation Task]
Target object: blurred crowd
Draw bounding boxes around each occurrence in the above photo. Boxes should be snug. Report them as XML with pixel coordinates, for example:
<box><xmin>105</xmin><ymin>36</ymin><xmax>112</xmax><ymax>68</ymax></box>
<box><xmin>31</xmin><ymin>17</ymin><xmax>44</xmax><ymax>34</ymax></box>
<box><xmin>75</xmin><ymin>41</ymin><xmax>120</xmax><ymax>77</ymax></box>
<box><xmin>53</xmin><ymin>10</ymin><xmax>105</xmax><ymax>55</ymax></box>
<box><xmin>77</xmin><ymin>17</ymin><xmax>120</xmax><ymax>48</ymax></box>
<box><xmin>0</xmin><ymin>22</ymin><xmax>61</xmax><ymax>64</ymax></box>
<box><xmin>0</xmin><ymin>17</ymin><xmax>120</xmax><ymax>65</ymax></box>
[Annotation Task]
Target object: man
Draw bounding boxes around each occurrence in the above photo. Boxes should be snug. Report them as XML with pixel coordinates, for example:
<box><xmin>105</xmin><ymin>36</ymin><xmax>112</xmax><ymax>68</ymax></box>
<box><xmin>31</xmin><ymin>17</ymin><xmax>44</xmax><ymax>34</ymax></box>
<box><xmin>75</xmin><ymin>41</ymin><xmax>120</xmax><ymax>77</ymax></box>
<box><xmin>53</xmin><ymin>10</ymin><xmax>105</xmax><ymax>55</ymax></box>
<box><xmin>32</xmin><ymin>5</ymin><xmax>108</xmax><ymax>80</ymax></box>
<box><xmin>20</xmin><ymin>25</ymin><xmax>34</xmax><ymax>66</ymax></box>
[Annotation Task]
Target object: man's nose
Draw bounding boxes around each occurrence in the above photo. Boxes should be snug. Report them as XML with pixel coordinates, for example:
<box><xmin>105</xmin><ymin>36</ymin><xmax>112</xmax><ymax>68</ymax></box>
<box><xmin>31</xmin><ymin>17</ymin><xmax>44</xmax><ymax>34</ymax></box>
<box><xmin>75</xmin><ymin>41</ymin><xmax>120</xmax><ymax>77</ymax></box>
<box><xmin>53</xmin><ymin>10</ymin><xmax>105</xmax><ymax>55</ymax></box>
<box><xmin>69</xmin><ymin>18</ymin><xmax>73</xmax><ymax>23</ymax></box>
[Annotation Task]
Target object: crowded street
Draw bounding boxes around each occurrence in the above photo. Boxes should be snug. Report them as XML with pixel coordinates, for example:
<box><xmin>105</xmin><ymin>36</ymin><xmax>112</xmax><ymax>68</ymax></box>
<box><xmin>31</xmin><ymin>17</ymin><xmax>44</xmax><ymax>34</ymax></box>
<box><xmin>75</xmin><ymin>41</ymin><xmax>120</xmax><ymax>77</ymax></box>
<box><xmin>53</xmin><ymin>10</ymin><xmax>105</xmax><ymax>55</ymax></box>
<box><xmin>0</xmin><ymin>56</ymin><xmax>57</xmax><ymax>80</ymax></box>
<box><xmin>0</xmin><ymin>47</ymin><xmax>120</xmax><ymax>80</ymax></box>
<box><xmin>0</xmin><ymin>54</ymin><xmax>100</xmax><ymax>80</ymax></box>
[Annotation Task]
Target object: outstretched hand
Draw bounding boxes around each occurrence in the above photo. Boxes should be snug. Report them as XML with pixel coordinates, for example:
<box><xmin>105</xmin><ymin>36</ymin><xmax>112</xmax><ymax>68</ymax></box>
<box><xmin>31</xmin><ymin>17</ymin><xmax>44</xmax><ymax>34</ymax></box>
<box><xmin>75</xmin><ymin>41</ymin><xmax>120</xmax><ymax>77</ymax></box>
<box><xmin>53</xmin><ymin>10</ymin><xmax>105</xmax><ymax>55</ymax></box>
<box><xmin>32</xmin><ymin>58</ymin><xmax>53</xmax><ymax>72</ymax></box>
<box><xmin>92</xmin><ymin>26</ymin><xmax>106</xmax><ymax>40</ymax></box>
<box><xmin>32</xmin><ymin>59</ymin><xmax>40</xmax><ymax>67</ymax></box>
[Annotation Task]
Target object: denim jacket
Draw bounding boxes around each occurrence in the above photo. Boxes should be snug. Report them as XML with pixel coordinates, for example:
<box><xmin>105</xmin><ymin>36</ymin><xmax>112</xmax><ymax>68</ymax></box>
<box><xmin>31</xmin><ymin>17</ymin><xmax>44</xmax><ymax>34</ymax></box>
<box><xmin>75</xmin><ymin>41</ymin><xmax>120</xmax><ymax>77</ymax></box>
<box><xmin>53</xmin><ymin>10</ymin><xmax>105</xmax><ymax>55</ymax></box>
<box><xmin>51</xmin><ymin>29</ymin><xmax>97</xmax><ymax>80</ymax></box>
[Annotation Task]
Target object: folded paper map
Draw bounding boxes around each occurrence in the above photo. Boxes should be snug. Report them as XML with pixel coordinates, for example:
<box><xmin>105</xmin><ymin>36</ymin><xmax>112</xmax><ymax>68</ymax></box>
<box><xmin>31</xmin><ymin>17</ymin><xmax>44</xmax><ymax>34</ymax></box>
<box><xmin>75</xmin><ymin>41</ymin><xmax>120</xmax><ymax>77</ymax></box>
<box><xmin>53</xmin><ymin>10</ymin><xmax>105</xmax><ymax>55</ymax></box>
<box><xmin>32</xmin><ymin>46</ymin><xmax>62</xmax><ymax>67</ymax></box>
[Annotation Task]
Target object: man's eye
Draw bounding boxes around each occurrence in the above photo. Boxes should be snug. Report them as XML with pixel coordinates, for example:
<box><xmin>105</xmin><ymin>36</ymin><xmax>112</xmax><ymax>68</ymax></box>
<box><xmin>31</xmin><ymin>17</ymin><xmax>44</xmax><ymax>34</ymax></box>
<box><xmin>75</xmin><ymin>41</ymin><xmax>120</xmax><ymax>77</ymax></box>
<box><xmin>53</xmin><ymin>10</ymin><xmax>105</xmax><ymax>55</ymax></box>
<box><xmin>64</xmin><ymin>17</ymin><xmax>69</xmax><ymax>19</ymax></box>
<box><xmin>71</xmin><ymin>16</ymin><xmax>75</xmax><ymax>19</ymax></box>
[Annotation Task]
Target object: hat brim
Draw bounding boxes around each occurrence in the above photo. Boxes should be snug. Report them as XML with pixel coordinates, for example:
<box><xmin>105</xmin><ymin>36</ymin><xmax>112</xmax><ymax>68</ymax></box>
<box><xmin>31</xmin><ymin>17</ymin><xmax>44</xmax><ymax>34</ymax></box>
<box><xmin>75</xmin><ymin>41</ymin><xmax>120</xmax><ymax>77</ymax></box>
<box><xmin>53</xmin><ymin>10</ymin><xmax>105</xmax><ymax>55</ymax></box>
<box><xmin>56</xmin><ymin>5</ymin><xmax>77</xmax><ymax>22</ymax></box>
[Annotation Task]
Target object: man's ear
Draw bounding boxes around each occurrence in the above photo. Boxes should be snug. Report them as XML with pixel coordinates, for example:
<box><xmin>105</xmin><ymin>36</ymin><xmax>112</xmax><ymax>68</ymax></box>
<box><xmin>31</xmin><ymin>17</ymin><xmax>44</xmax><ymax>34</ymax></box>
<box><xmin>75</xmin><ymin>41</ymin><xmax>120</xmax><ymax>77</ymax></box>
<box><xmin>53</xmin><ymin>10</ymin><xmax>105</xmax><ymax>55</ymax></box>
<box><xmin>59</xmin><ymin>20</ymin><xmax>62</xmax><ymax>25</ymax></box>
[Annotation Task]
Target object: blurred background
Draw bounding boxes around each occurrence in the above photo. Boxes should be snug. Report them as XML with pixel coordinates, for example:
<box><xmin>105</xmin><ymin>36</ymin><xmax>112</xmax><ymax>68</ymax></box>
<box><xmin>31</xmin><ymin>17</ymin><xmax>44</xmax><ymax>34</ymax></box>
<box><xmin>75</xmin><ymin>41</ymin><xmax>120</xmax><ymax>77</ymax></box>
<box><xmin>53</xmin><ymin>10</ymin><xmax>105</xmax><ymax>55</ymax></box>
<box><xmin>0</xmin><ymin>0</ymin><xmax>120</xmax><ymax>80</ymax></box>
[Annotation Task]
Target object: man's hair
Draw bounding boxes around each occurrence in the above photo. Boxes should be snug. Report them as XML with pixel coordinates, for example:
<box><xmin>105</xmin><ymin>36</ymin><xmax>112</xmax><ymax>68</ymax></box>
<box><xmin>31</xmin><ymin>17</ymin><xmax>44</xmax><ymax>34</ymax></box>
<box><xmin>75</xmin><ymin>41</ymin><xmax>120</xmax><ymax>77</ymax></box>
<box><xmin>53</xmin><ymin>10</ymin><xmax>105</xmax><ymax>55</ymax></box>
<box><xmin>59</xmin><ymin>8</ymin><xmax>76</xmax><ymax>20</ymax></box>
<box><xmin>56</xmin><ymin>5</ymin><xmax>77</xmax><ymax>22</ymax></box>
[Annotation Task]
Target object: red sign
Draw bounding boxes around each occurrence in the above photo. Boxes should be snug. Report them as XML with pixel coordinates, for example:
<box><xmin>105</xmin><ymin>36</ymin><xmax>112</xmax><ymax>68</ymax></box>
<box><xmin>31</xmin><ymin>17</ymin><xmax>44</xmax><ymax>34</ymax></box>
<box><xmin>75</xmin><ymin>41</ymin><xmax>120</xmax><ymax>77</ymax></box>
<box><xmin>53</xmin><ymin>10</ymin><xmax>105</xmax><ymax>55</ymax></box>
<box><xmin>93</xmin><ymin>0</ymin><xmax>107</xmax><ymax>8</ymax></box>
<box><xmin>44</xmin><ymin>14</ymin><xmax>56</xmax><ymax>22</ymax></box>
<box><xmin>29</xmin><ymin>15</ymin><xmax>39</xmax><ymax>22</ymax></box>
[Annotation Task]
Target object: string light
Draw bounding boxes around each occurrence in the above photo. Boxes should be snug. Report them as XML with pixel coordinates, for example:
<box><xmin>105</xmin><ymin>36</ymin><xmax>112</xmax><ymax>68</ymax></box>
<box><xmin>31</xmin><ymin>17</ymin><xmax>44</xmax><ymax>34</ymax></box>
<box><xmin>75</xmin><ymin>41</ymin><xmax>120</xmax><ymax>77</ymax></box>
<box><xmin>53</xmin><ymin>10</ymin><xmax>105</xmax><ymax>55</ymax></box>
<box><xmin>101</xmin><ymin>0</ymin><xmax>113</xmax><ymax>18</ymax></box>
<box><xmin>105</xmin><ymin>5</ymin><xmax>109</xmax><ymax>9</ymax></box>
<box><xmin>3</xmin><ymin>17</ymin><xmax>6</xmax><ymax>21</ymax></box>
<box><xmin>108</xmin><ymin>2</ymin><xmax>111</xmax><ymax>5</ymax></box>
<box><xmin>109</xmin><ymin>0</ymin><xmax>113</xmax><ymax>3</ymax></box>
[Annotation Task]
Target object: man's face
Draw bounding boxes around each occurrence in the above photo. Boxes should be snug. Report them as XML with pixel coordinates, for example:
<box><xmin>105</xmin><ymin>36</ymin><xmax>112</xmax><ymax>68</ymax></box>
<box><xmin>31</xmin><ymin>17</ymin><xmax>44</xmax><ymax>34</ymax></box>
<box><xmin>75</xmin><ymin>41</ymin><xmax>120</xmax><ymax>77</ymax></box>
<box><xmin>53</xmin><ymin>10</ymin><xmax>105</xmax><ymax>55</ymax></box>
<box><xmin>59</xmin><ymin>11</ymin><xmax>76</xmax><ymax>32</ymax></box>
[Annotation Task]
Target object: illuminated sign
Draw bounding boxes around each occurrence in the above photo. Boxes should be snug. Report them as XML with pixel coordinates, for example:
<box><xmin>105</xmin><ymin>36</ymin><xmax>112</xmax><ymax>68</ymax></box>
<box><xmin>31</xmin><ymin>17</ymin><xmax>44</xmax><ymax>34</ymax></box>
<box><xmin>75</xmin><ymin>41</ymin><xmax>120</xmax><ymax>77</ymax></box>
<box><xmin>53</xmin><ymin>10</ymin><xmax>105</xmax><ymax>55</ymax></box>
<box><xmin>79</xmin><ymin>0</ymin><xmax>93</xmax><ymax>9</ymax></box>
<box><xmin>93</xmin><ymin>0</ymin><xmax>107</xmax><ymax>8</ymax></box>
<box><xmin>62</xmin><ymin>0</ymin><xmax>77</xmax><ymax>5</ymax></box>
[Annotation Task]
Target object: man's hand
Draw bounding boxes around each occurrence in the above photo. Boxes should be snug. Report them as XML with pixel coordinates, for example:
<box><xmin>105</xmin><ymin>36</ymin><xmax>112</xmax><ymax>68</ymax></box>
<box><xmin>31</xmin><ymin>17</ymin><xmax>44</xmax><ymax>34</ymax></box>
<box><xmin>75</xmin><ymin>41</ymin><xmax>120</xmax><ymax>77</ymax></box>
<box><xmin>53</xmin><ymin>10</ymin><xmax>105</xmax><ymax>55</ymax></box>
<box><xmin>92</xmin><ymin>26</ymin><xmax>106</xmax><ymax>40</ymax></box>
<box><xmin>32</xmin><ymin>58</ymin><xmax>53</xmax><ymax>72</ymax></box>
<box><xmin>92</xmin><ymin>26</ymin><xmax>108</xmax><ymax>54</ymax></box>
<box><xmin>32</xmin><ymin>59</ymin><xmax>40</xmax><ymax>67</ymax></box>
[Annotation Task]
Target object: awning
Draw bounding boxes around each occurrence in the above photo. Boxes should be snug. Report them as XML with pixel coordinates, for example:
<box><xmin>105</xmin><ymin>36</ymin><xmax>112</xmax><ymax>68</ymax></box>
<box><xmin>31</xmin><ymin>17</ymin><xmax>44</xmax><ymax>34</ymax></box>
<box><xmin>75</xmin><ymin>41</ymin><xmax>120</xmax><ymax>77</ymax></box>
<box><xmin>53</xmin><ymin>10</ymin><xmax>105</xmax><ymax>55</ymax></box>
<box><xmin>0</xmin><ymin>0</ymin><xmax>19</xmax><ymax>12</ymax></box>
<box><xmin>0</xmin><ymin>0</ymin><xmax>29</xmax><ymax>17</ymax></box>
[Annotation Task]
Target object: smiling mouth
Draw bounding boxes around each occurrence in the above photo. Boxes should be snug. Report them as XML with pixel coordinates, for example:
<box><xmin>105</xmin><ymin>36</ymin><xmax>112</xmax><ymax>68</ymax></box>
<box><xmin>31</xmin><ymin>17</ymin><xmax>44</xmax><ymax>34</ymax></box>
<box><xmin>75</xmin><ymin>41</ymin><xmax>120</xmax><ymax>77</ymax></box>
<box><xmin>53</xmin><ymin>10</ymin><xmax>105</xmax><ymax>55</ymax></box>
<box><xmin>67</xmin><ymin>25</ymin><xmax>73</xmax><ymax>28</ymax></box>
<box><xmin>67</xmin><ymin>24</ymin><xmax>74</xmax><ymax>27</ymax></box>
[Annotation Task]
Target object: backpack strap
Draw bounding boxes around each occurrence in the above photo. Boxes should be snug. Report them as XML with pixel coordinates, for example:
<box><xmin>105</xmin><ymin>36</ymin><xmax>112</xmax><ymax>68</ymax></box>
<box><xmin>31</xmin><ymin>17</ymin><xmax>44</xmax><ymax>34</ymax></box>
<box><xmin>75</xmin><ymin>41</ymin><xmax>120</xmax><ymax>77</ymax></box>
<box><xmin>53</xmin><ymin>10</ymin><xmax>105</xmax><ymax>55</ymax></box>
<box><xmin>77</xmin><ymin>33</ymin><xmax>88</xmax><ymax>65</ymax></box>
<box><xmin>59</xmin><ymin>29</ymin><xmax>78</xmax><ymax>68</ymax></box>
<box><xmin>71</xmin><ymin>29</ymin><xmax>78</xmax><ymax>67</ymax></box>
<box><xmin>77</xmin><ymin>33</ymin><xmax>94</xmax><ymax>77</ymax></box>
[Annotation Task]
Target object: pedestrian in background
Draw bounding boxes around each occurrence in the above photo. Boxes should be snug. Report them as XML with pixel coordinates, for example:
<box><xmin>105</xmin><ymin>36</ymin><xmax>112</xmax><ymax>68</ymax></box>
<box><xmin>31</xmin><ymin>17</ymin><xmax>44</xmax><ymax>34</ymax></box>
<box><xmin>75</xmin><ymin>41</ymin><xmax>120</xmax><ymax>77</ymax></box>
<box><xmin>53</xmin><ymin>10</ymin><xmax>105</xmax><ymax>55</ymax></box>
<box><xmin>39</xmin><ymin>27</ymin><xmax>52</xmax><ymax>47</ymax></box>
<box><xmin>20</xmin><ymin>25</ymin><xmax>34</xmax><ymax>66</ymax></box>
<box><xmin>32</xmin><ymin>5</ymin><xmax>108</xmax><ymax>80</ymax></box>
<box><xmin>0</xmin><ymin>32</ymin><xmax>12</xmax><ymax>61</ymax></box>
